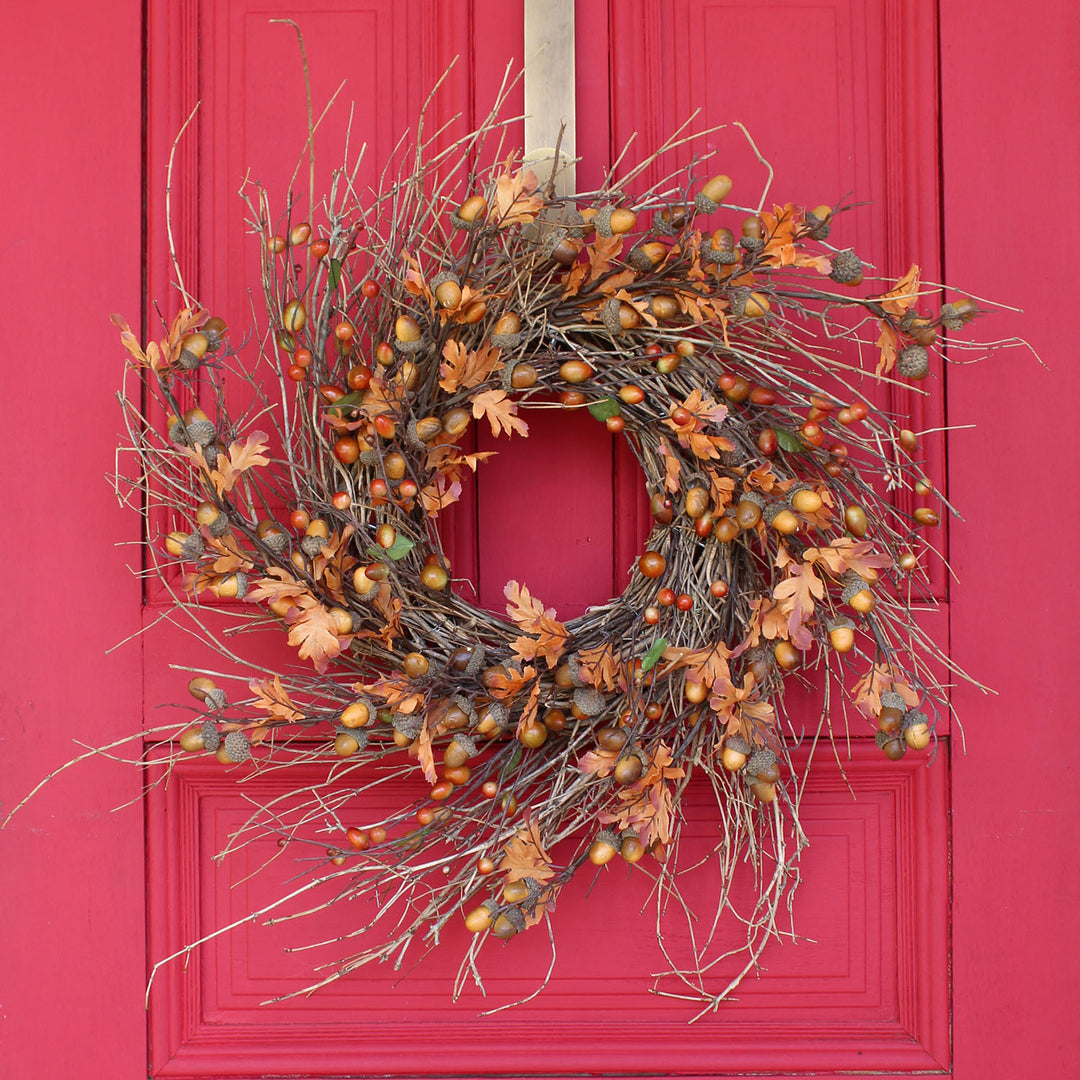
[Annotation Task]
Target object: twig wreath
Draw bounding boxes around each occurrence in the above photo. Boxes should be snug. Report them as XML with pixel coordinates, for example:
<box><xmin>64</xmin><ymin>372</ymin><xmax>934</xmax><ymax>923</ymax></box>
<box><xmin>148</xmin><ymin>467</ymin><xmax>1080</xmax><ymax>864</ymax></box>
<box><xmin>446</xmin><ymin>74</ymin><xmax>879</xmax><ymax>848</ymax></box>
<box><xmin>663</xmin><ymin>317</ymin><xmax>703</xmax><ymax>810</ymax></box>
<box><xmin>107</xmin><ymin>73</ymin><xmax>997</xmax><ymax>1013</ymax></box>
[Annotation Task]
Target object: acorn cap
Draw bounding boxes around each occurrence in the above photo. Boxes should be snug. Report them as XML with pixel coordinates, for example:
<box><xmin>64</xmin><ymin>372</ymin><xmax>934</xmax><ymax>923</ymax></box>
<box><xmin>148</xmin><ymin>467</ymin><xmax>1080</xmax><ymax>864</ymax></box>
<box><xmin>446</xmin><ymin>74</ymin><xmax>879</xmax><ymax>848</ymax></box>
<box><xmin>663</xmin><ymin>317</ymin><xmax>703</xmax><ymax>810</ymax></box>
<box><xmin>804</xmin><ymin>211</ymin><xmax>831</xmax><ymax>241</ymax></box>
<box><xmin>745</xmin><ymin>748</ymin><xmax>778</xmax><ymax>778</ymax></box>
<box><xmin>394</xmin><ymin>334</ymin><xmax>425</xmax><ymax>354</ymax></box>
<box><xmin>829</xmin><ymin>249</ymin><xmax>864</xmax><ymax>283</ymax></box>
<box><xmin>259</xmin><ymin>530</ymin><xmax>288</xmax><ymax>554</ymax></box>
<box><xmin>879</xmin><ymin>691</ymin><xmax>908</xmax><ymax>712</ymax></box>
<box><xmin>738</xmin><ymin>235</ymin><xmax>764</xmax><ymax>254</ymax></box>
<box><xmin>738</xmin><ymin>490</ymin><xmax>766</xmax><ymax>509</ymax></box>
<box><xmin>335</xmin><ymin>725</ymin><xmax>370</xmax><ymax>751</ymax></box>
<box><xmin>593</xmin><ymin>828</ymin><xmax>621</xmax><ymax>850</ymax></box>
<box><xmin>700</xmin><ymin>244</ymin><xmax>740</xmax><ymax>265</ymax></box>
<box><xmin>694</xmin><ymin>190</ymin><xmax>721</xmax><ymax>215</ymax></box>
<box><xmin>358</xmin><ymin>447</ymin><xmax>381</xmax><ymax>467</ymax></box>
<box><xmin>539</xmin><ymin>225</ymin><xmax>569</xmax><ymax>257</ymax></box>
<box><xmin>897</xmin><ymin>344</ymin><xmax>930</xmax><ymax>380</ymax></box>
<box><xmin>430</xmin><ymin>270</ymin><xmax>459</xmax><ymax>291</ymax></box>
<box><xmin>841</xmin><ymin>578</ymin><xmax>872</xmax><ymax>604</ymax></box>
<box><xmin>393</xmin><ymin>715</ymin><xmax>423</xmax><ymax>739</ymax></box>
<box><xmin>301</xmin><ymin>534</ymin><xmax>327</xmax><ymax>558</ymax></box>
<box><xmin>500</xmin><ymin>360</ymin><xmax>527</xmax><ymax>391</ymax></box>
<box><xmin>726</xmin><ymin>734</ymin><xmax>752</xmax><ymax>755</ymax></box>
<box><xmin>874</xmin><ymin>730</ymin><xmax>897</xmax><ymax>749</ymax></box>
<box><xmin>450</xmin><ymin>694</ymin><xmax>478</xmax><ymax>723</ymax></box>
<box><xmin>827</xmin><ymin>615</ymin><xmax>855</xmax><ymax>632</ymax></box>
<box><xmin>223</xmin><ymin>730</ymin><xmax>251</xmax><ymax>763</ymax></box>
<box><xmin>572</xmin><ymin>686</ymin><xmax>606</xmax><ymax>717</ymax></box>
<box><xmin>451</xmin><ymin>733</ymin><xmax>478</xmax><ymax>759</ymax></box>
<box><xmin>207</xmin><ymin>513</ymin><xmax>230</xmax><ymax>539</ymax></box>
<box><xmin>490</xmin><ymin>331</ymin><xmax>522</xmax><ymax>350</ymax></box>
<box><xmin>200</xmin><ymin>719</ymin><xmax>221</xmax><ymax>752</ymax></box>
<box><xmin>495</xmin><ymin>904</ymin><xmax>527</xmax><ymax>933</ymax></box>
<box><xmin>727</xmin><ymin>287</ymin><xmax>750</xmax><ymax>317</ymax></box>
<box><xmin>901</xmin><ymin>709</ymin><xmax>928</xmax><ymax>730</ymax></box>
<box><xmin>566</xmin><ymin>655</ymin><xmax>586</xmax><ymax>687</ymax></box>
<box><xmin>601</xmin><ymin>296</ymin><xmax>623</xmax><ymax>336</ymax></box>
<box><xmin>482</xmin><ymin>701</ymin><xmax>509</xmax><ymax>727</ymax></box>
<box><xmin>463</xmin><ymin>645</ymin><xmax>487</xmax><ymax>680</ymax></box>
<box><xmin>593</xmin><ymin>204</ymin><xmax>616</xmax><ymax>238</ymax></box>
<box><xmin>204</xmin><ymin>686</ymin><xmax>227</xmax><ymax>711</ymax></box>
<box><xmin>180</xmin><ymin>532</ymin><xmax>205</xmax><ymax>560</ymax></box>
<box><xmin>451</xmin><ymin>209</ymin><xmax>484</xmax><ymax>232</ymax></box>
<box><xmin>185</xmin><ymin>420</ymin><xmax>217</xmax><ymax>447</ymax></box>
<box><xmin>628</xmin><ymin>245</ymin><xmax>657</xmax><ymax>272</ymax></box>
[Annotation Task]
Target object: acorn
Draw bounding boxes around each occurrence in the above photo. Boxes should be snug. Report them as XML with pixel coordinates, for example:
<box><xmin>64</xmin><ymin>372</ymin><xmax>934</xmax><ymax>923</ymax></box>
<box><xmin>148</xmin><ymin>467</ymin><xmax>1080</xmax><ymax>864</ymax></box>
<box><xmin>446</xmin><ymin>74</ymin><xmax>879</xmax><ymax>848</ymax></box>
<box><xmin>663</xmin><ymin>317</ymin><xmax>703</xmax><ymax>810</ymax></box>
<box><xmin>763</xmin><ymin>502</ymin><xmax>799</xmax><ymax>535</ymax></box>
<box><xmin>790</xmin><ymin>485</ymin><xmax>824</xmax><ymax>515</ymax></box>
<box><xmin>430</xmin><ymin>271</ymin><xmax>462</xmax><ymax>310</ymax></box>
<box><xmin>255</xmin><ymin>519</ymin><xmax>288</xmax><ymax>554</ymax></box>
<box><xmin>222</xmin><ymin>731</ymin><xmax>251</xmax><ymax>764</ymax></box>
<box><xmin>875</xmin><ymin>729</ymin><xmax>906</xmax><ymax>761</ymax></box>
<box><xmin>452</xmin><ymin>194</ymin><xmax>487</xmax><ymax>230</ymax></box>
<box><xmin>702</xmin><ymin>227</ymin><xmax>740</xmax><ymax>265</ymax></box>
<box><xmin>805</xmin><ymin>205</ymin><xmax>832</xmax><ymax>241</ymax></box>
<box><xmin>902</xmin><ymin>709</ymin><xmax>932</xmax><ymax>750</ymax></box>
<box><xmin>188</xmin><ymin>675</ymin><xmax>217</xmax><ymax>702</ymax></box>
<box><xmin>655</xmin><ymin>204</ymin><xmax>689</xmax><ymax>234</ymax></box>
<box><xmin>844</xmin><ymin>503</ymin><xmax>869</xmax><ymax>538</ymax></box>
<box><xmin>282</xmin><ymin>298</ymin><xmax>307</xmax><ymax>332</ymax></box>
<box><xmin>601</xmin><ymin>296</ymin><xmax>624</xmax><ymax>336</ymax></box>
<box><xmin>411</xmin><ymin>415</ymin><xmax>444</xmax><ymax>445</ymax></box>
<box><xmin>827</xmin><ymin>616</ymin><xmax>856</xmax><ymax>653</ymax></box>
<box><xmin>165</xmin><ymin>530</ymin><xmax>204</xmax><ymax>560</ymax></box>
<box><xmin>491</xmin><ymin>905</ymin><xmax>526</xmax><ymax>939</ymax></box>
<box><xmin>502</xmin><ymin>360</ymin><xmax>538</xmax><ymax>391</ymax></box>
<box><xmin>442</xmin><ymin>406</ymin><xmax>472</xmax><ymax>437</ymax></box>
<box><xmin>588</xmin><ymin>829</ymin><xmax>621</xmax><ymax>866</ymax></box>
<box><xmin>212</xmin><ymin>571</ymin><xmax>248</xmax><ymax>600</ymax></box>
<box><xmin>829</xmin><ymin>249</ymin><xmax>864</xmax><ymax>286</ymax></box>
<box><xmin>178</xmin><ymin>332</ymin><xmax>209</xmax><ymax>370</ymax></box>
<box><xmin>897</xmin><ymin>344</ymin><xmax>930</xmax><ymax>380</ymax></box>
<box><xmin>464</xmin><ymin>898</ymin><xmax>499</xmax><ymax>933</ymax></box>
<box><xmin>596</xmin><ymin>725</ymin><xmax>628</xmax><ymax>751</ymax></box>
<box><xmin>750</xmin><ymin>780</ymin><xmax>777</xmax><ymax>803</ymax></box>
<box><xmin>179</xmin><ymin>727</ymin><xmax>206</xmax><ymax>752</ymax></box>
<box><xmin>739</xmin><ymin>234</ymin><xmax>764</xmax><ymax>254</ymax></box>
<box><xmin>394</xmin><ymin>313</ymin><xmax>424</xmax><ymax>353</ymax></box>
<box><xmin>773</xmin><ymin>640</ymin><xmax>801</xmax><ymax>671</ymax></box>
<box><xmin>340</xmin><ymin>699</ymin><xmax>373</xmax><ymax>729</ymax></box>
<box><xmin>301</xmin><ymin>519</ymin><xmax>329</xmax><ymax>558</ymax></box>
<box><xmin>491</xmin><ymin>311</ymin><xmax>522</xmax><ymax>349</ymax></box>
<box><xmin>840</xmin><ymin>573</ymin><xmax>876</xmax><ymax>614</ymax></box>
<box><xmin>745</xmin><ymin>747</ymin><xmax>779</xmax><ymax>783</ymax></box>
<box><xmin>650</xmin><ymin>293</ymin><xmax>680</xmax><ymax>321</ymax></box>
<box><xmin>940</xmin><ymin>297</ymin><xmax>978</xmax><ymax>330</ymax></box>
<box><xmin>201</xmin><ymin>316</ymin><xmax>227</xmax><ymax>350</ymax></box>
<box><xmin>877</xmin><ymin>691</ymin><xmax>907</xmax><ymax>735</ymax></box>
<box><xmin>620</xmin><ymin>832</ymin><xmax>646</xmax><ymax>863</ymax></box>
<box><xmin>735</xmin><ymin>491</ymin><xmax>765</xmax><ymax>530</ymax></box>
<box><xmin>721</xmin><ymin>734</ymin><xmax>752</xmax><ymax>772</ymax></box>
<box><xmin>628</xmin><ymin>241</ymin><xmax>668</xmax><ymax>271</ymax></box>
<box><xmin>334</xmin><ymin>730</ymin><xmax>361</xmax><ymax>757</ymax></box>
<box><xmin>196</xmin><ymin>500</ymin><xmax>229</xmax><ymax>538</ymax></box>
<box><xmin>684</xmin><ymin>485</ymin><xmax>710</xmax><ymax>519</ymax></box>
<box><xmin>594</xmin><ymin>204</ymin><xmax>637</xmax><ymax>237</ymax></box>
<box><xmin>614</xmin><ymin>750</ymin><xmax>645</xmax><ymax>786</ymax></box>
<box><xmin>444</xmin><ymin>733</ymin><xmax>477</xmax><ymax>768</ymax></box>
<box><xmin>572</xmin><ymin>686</ymin><xmax>606</xmax><ymax>718</ymax></box>
<box><xmin>695</xmin><ymin>173</ymin><xmax>733</xmax><ymax>214</ymax></box>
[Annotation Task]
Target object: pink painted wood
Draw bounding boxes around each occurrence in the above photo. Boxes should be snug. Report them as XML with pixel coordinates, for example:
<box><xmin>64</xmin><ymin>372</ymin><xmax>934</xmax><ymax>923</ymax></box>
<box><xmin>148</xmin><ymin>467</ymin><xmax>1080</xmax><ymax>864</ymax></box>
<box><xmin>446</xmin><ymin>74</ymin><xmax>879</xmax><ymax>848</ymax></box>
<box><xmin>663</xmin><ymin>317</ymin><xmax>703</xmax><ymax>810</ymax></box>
<box><xmin>4</xmin><ymin>0</ymin><xmax>1077</xmax><ymax>1076</ymax></box>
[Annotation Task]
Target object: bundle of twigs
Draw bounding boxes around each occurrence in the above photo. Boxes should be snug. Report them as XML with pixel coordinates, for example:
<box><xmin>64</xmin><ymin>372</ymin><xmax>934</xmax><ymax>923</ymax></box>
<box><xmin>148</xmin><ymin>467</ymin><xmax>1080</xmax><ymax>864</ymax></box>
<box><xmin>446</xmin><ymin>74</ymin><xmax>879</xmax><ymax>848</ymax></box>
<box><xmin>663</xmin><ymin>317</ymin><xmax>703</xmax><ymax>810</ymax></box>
<box><xmin>110</xmin><ymin>81</ymin><xmax>990</xmax><ymax>1014</ymax></box>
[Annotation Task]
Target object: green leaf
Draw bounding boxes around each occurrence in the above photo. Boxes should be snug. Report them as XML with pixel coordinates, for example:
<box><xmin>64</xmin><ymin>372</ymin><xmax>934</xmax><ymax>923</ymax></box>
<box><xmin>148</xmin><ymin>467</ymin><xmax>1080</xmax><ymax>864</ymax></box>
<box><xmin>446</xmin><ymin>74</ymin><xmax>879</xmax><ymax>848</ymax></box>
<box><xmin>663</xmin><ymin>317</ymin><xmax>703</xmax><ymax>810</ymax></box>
<box><xmin>776</xmin><ymin>427</ymin><xmax>804</xmax><ymax>454</ymax></box>
<box><xmin>641</xmin><ymin>636</ymin><xmax>668</xmax><ymax>673</ymax></box>
<box><xmin>587</xmin><ymin>396</ymin><xmax>621</xmax><ymax>422</ymax></box>
<box><xmin>365</xmin><ymin>535</ymin><xmax>415</xmax><ymax>562</ymax></box>
<box><xmin>327</xmin><ymin>258</ymin><xmax>342</xmax><ymax>292</ymax></box>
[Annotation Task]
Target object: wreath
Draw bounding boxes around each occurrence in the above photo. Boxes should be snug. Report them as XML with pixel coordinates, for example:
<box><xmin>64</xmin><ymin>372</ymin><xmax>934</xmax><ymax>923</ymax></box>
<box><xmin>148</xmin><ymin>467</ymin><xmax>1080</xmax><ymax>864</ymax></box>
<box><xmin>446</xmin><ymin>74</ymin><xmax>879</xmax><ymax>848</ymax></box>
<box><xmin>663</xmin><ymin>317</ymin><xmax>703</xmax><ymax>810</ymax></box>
<box><xmin>111</xmin><ymin>90</ymin><xmax>988</xmax><ymax>1012</ymax></box>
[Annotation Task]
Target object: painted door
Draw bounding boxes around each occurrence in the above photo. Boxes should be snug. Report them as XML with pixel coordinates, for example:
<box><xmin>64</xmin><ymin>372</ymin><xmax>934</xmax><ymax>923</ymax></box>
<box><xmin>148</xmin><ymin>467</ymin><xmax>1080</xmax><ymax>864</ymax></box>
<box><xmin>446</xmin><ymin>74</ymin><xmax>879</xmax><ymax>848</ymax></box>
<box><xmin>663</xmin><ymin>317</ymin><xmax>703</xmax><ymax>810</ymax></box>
<box><xmin>2</xmin><ymin>2</ymin><xmax>1077</xmax><ymax>1078</ymax></box>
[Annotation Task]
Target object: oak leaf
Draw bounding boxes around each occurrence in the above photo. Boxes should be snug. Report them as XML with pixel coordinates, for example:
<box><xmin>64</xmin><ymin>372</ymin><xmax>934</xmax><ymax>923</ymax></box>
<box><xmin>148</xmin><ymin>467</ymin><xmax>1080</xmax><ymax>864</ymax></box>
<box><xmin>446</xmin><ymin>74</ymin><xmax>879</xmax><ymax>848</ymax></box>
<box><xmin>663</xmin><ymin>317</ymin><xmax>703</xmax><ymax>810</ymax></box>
<box><xmin>492</xmin><ymin>167</ymin><xmax>544</xmax><ymax>226</ymax></box>
<box><xmin>249</xmin><ymin>674</ymin><xmax>304</xmax><ymax>723</ymax></box>
<box><xmin>287</xmin><ymin>603</ymin><xmax>348</xmax><ymax>671</ymax></box>
<box><xmin>470</xmin><ymin>388</ymin><xmax>529</xmax><ymax>439</ymax></box>
<box><xmin>500</xmin><ymin>816</ymin><xmax>554</xmax><ymax>884</ymax></box>
<box><xmin>504</xmin><ymin>581</ymin><xmax>568</xmax><ymax>668</ymax></box>
<box><xmin>440</xmin><ymin>339</ymin><xmax>503</xmax><ymax>392</ymax></box>
<box><xmin>416</xmin><ymin>719</ymin><xmax>437</xmax><ymax>784</ymax></box>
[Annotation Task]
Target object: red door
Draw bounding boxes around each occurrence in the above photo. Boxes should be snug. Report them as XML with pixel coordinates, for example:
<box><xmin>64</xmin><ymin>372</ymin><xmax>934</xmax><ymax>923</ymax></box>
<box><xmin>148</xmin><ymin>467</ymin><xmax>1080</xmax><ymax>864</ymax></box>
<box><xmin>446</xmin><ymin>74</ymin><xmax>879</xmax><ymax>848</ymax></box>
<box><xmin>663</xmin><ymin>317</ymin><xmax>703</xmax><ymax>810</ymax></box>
<box><xmin>2</xmin><ymin>2</ymin><xmax>1077</xmax><ymax>1078</ymax></box>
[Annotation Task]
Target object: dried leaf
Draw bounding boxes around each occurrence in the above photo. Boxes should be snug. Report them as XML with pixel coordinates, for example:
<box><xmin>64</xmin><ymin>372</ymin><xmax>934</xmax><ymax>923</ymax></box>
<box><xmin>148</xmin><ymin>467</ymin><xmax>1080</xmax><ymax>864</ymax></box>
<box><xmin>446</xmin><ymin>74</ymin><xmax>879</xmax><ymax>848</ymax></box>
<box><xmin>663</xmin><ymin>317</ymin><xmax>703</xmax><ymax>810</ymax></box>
<box><xmin>417</xmin><ymin>719</ymin><xmax>437</xmax><ymax>783</ymax></box>
<box><xmin>440</xmin><ymin>339</ymin><xmax>503</xmax><ymax>392</ymax></box>
<box><xmin>470</xmin><ymin>388</ymin><xmax>529</xmax><ymax>439</ymax></box>
<box><xmin>504</xmin><ymin>580</ymin><xmax>568</xmax><ymax>668</ymax></box>
<box><xmin>249</xmin><ymin>674</ymin><xmax>304</xmax><ymax>723</ymax></box>
<box><xmin>500</xmin><ymin>816</ymin><xmax>554</xmax><ymax>884</ymax></box>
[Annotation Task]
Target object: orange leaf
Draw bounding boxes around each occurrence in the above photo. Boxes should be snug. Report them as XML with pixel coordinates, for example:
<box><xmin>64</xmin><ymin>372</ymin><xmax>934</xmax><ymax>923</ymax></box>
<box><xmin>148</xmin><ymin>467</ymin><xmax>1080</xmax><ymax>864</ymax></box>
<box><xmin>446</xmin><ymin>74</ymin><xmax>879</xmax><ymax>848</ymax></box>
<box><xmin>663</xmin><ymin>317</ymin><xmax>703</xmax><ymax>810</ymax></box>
<box><xmin>417</xmin><ymin>719</ymin><xmax>437</xmax><ymax>784</ymax></box>
<box><xmin>199</xmin><ymin>432</ymin><xmax>270</xmax><ymax>497</ymax></box>
<box><xmin>287</xmin><ymin>604</ymin><xmax>348</xmax><ymax>671</ymax></box>
<box><xmin>504</xmin><ymin>580</ymin><xmax>568</xmax><ymax>668</ymax></box>
<box><xmin>470</xmin><ymin>388</ymin><xmax>529</xmax><ymax>439</ymax></box>
<box><xmin>492</xmin><ymin>167</ymin><xmax>544</xmax><ymax>226</ymax></box>
<box><xmin>575</xmin><ymin>643</ymin><xmax>620</xmax><ymax>692</ymax></box>
<box><xmin>249</xmin><ymin>674</ymin><xmax>304</xmax><ymax>723</ymax></box>
<box><xmin>439</xmin><ymin>339</ymin><xmax>503</xmax><ymax>393</ymax></box>
<box><xmin>500</xmin><ymin>816</ymin><xmax>554</xmax><ymax>884</ymax></box>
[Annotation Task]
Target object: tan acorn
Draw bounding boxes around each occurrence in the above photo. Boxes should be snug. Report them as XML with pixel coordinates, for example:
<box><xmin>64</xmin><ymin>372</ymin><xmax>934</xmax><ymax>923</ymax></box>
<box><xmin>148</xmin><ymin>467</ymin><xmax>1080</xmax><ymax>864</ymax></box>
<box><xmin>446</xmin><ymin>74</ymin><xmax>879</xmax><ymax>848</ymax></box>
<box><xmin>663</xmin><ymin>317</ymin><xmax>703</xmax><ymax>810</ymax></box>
<box><xmin>394</xmin><ymin>313</ymin><xmax>423</xmax><ymax>352</ymax></box>
<box><xmin>588</xmin><ymin>829</ymin><xmax>621</xmax><ymax>866</ymax></box>
<box><xmin>721</xmin><ymin>734</ymin><xmax>752</xmax><ymax>772</ymax></box>
<box><xmin>453</xmin><ymin>194</ymin><xmax>487</xmax><ymax>230</ymax></box>
<box><xmin>430</xmin><ymin>271</ymin><xmax>462</xmax><ymax>310</ymax></box>
<box><xmin>902</xmin><ymin>710</ymin><xmax>932</xmax><ymax>750</ymax></box>
<box><xmin>735</xmin><ymin>491</ymin><xmax>765</xmax><ymax>530</ymax></box>
<box><xmin>790</xmin><ymin>485</ymin><xmax>824</xmax><ymax>515</ymax></box>
<box><xmin>340</xmin><ymin>700</ymin><xmax>372</xmax><ymax>729</ymax></box>
<box><xmin>750</xmin><ymin>779</ymin><xmax>777</xmax><ymax>803</ymax></box>
<box><xmin>178</xmin><ymin>332</ymin><xmax>209</xmax><ymax>369</ymax></box>
<box><xmin>614</xmin><ymin>751</ymin><xmax>645</xmax><ymax>786</ymax></box>
<box><xmin>165</xmin><ymin>530</ymin><xmax>204</xmax><ymax>560</ymax></box>
<box><xmin>764</xmin><ymin>502</ymin><xmax>799</xmax><ymax>535</ymax></box>
<box><xmin>282</xmin><ymin>298</ymin><xmax>307</xmax><ymax>332</ymax></box>
<box><xmin>841</xmin><ymin>573</ymin><xmax>876</xmax><ymax>614</ymax></box>
<box><xmin>828</xmin><ymin>617</ymin><xmax>856</xmax><ymax>653</ymax></box>
<box><xmin>491</xmin><ymin>906</ymin><xmax>526</xmax><ymax>939</ymax></box>
<box><xmin>628</xmin><ymin>241</ymin><xmax>668</xmax><ymax>271</ymax></box>
<box><xmin>844</xmin><ymin>503</ymin><xmax>869</xmax><ymax>538</ymax></box>
<box><xmin>695</xmin><ymin>173</ymin><xmax>733</xmax><ymax>214</ymax></box>
<box><xmin>464</xmin><ymin>899</ymin><xmax>499</xmax><ymax>933</ymax></box>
